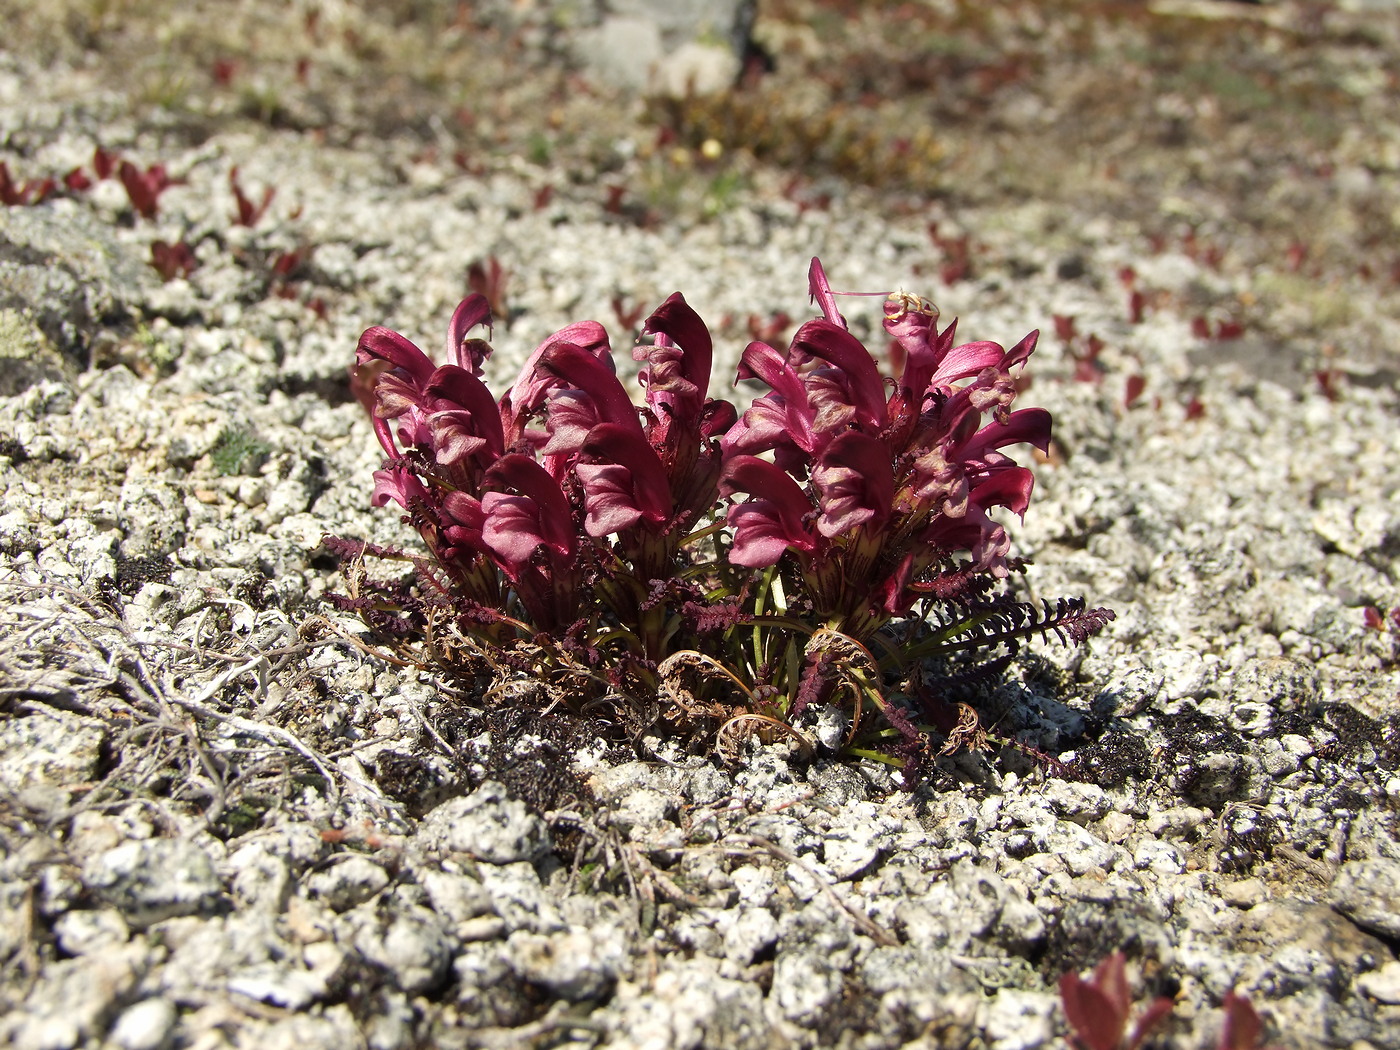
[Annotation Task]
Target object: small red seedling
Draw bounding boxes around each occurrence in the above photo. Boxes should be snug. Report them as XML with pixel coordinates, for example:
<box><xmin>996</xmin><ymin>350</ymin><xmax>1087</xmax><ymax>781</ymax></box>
<box><xmin>230</xmin><ymin>166</ymin><xmax>276</xmax><ymax>227</ymax></box>
<box><xmin>119</xmin><ymin>161</ymin><xmax>178</xmax><ymax>220</ymax></box>
<box><xmin>1128</xmin><ymin>288</ymin><xmax>1146</xmax><ymax>324</ymax></box>
<box><xmin>1124</xmin><ymin>374</ymin><xmax>1146</xmax><ymax>408</ymax></box>
<box><xmin>1217</xmin><ymin>991</ymin><xmax>1282</xmax><ymax>1050</ymax></box>
<box><xmin>1060</xmin><ymin>952</ymin><xmax>1175</xmax><ymax>1050</ymax></box>
<box><xmin>1072</xmin><ymin>334</ymin><xmax>1106</xmax><ymax>384</ymax></box>
<box><xmin>746</xmin><ymin>310</ymin><xmax>792</xmax><ymax>347</ymax></box>
<box><xmin>1314</xmin><ymin>368</ymin><xmax>1341</xmax><ymax>401</ymax></box>
<box><xmin>93</xmin><ymin>146</ymin><xmax>120</xmax><ymax>180</ymax></box>
<box><xmin>781</xmin><ymin>175</ymin><xmax>830</xmax><ymax>214</ymax></box>
<box><xmin>211</xmin><ymin>57</ymin><xmax>238</xmax><ymax>85</ymax></box>
<box><xmin>466</xmin><ymin>256</ymin><xmax>510</xmax><ymax>321</ymax></box>
<box><xmin>0</xmin><ymin>163</ymin><xmax>58</xmax><ymax>206</ymax></box>
<box><xmin>927</xmin><ymin>222</ymin><xmax>974</xmax><ymax>283</ymax></box>
<box><xmin>149</xmin><ymin>240</ymin><xmax>199</xmax><ymax>281</ymax></box>
<box><xmin>611</xmin><ymin>296</ymin><xmax>646</xmax><ymax>332</ymax></box>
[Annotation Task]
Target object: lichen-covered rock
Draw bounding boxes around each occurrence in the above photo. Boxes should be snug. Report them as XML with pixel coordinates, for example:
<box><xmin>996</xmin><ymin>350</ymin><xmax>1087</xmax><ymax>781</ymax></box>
<box><xmin>415</xmin><ymin>782</ymin><xmax>551</xmax><ymax>865</ymax></box>
<box><xmin>506</xmin><ymin>925</ymin><xmax>625</xmax><ymax>1000</ymax></box>
<box><xmin>1330</xmin><ymin>859</ymin><xmax>1400</xmax><ymax>940</ymax></box>
<box><xmin>83</xmin><ymin>839</ymin><xmax>224</xmax><ymax>928</ymax></box>
<box><xmin>343</xmin><ymin>904</ymin><xmax>455</xmax><ymax>995</ymax></box>
<box><xmin>0</xmin><ymin>706</ymin><xmax>106</xmax><ymax>799</ymax></box>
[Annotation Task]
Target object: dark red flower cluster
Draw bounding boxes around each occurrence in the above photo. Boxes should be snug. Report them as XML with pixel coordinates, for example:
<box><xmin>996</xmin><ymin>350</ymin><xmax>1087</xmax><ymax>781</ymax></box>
<box><xmin>341</xmin><ymin>260</ymin><xmax>1111</xmax><ymax>775</ymax></box>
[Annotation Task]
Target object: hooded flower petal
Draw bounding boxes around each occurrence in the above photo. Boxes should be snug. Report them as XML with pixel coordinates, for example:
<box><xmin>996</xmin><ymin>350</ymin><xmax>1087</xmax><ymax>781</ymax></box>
<box><xmin>501</xmin><ymin>321</ymin><xmax>612</xmax><ymax>441</ymax></box>
<box><xmin>956</xmin><ymin>407</ymin><xmax>1053</xmax><ymax>462</ymax></box>
<box><xmin>482</xmin><ymin>454</ymin><xmax>576</xmax><ymax>563</ymax></box>
<box><xmin>722</xmin><ymin>340</ymin><xmax>819</xmax><ymax>461</ymax></box>
<box><xmin>540</xmin><ymin>342</ymin><xmax>643</xmax><ymax>439</ymax></box>
<box><xmin>700</xmin><ymin>399</ymin><xmax>738</xmax><ymax>439</ymax></box>
<box><xmin>1000</xmin><ymin>328</ymin><xmax>1039</xmax><ymax>372</ymax></box>
<box><xmin>574</xmin><ymin>423</ymin><xmax>672</xmax><ymax>537</ymax></box>
<box><xmin>424</xmin><ymin>365</ymin><xmax>506</xmax><ymax>467</ymax></box>
<box><xmin>967</xmin><ymin>466</ymin><xmax>1035</xmax><ymax>518</ymax></box>
<box><xmin>883</xmin><ymin>291</ymin><xmax>943</xmax><ymax>413</ymax></box>
<box><xmin>876</xmin><ymin>552</ymin><xmax>917</xmax><ymax>615</ymax></box>
<box><xmin>928</xmin><ymin>340</ymin><xmax>1008</xmax><ymax>390</ymax></box>
<box><xmin>638</xmin><ymin>292</ymin><xmax>712</xmax><ymax>435</ymax></box>
<box><xmin>720</xmin><ymin>455</ymin><xmax>819</xmax><ymax>567</ymax></box>
<box><xmin>445</xmin><ymin>294</ymin><xmax>493</xmax><ymax>375</ymax></box>
<box><xmin>908</xmin><ymin>446</ymin><xmax>970</xmax><ymax>518</ymax></box>
<box><xmin>356</xmin><ymin>326</ymin><xmax>436</xmax><ymax>387</ymax></box>
<box><xmin>441</xmin><ymin>490</ymin><xmax>486</xmax><ymax>552</ymax></box>
<box><xmin>791</xmin><ymin>320</ymin><xmax>889</xmax><ymax>435</ymax></box>
<box><xmin>539</xmin><ymin>389</ymin><xmax>603</xmax><ymax>457</ymax></box>
<box><xmin>810</xmin><ymin>431</ymin><xmax>895</xmax><ymax>538</ymax></box>
<box><xmin>921</xmin><ymin>504</ymin><xmax>1013</xmax><ymax>576</ymax></box>
<box><xmin>808</xmin><ymin>257</ymin><xmax>847</xmax><ymax>329</ymax></box>
<box><xmin>371</xmin><ymin>466</ymin><xmax>424</xmax><ymax>509</ymax></box>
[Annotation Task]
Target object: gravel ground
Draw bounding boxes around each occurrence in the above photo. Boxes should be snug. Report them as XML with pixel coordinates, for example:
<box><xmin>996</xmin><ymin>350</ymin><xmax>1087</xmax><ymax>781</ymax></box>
<box><xmin>3</xmin><ymin>2</ymin><xmax>1400</xmax><ymax>1048</ymax></box>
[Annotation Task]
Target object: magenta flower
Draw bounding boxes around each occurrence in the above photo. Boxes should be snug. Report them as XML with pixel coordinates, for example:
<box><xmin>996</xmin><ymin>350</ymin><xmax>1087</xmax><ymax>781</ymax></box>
<box><xmin>336</xmin><ymin>259</ymin><xmax>1113</xmax><ymax>785</ymax></box>
<box><xmin>348</xmin><ymin>286</ymin><xmax>738</xmax><ymax>645</ymax></box>
<box><xmin>480</xmin><ymin>454</ymin><xmax>575</xmax><ymax>575</ymax></box>
<box><xmin>811</xmin><ymin>432</ymin><xmax>894</xmax><ymax>538</ymax></box>
<box><xmin>575</xmin><ymin>423</ymin><xmax>673</xmax><ymax>537</ymax></box>
<box><xmin>720</xmin><ymin>257</ymin><xmax>1051</xmax><ymax>629</ymax></box>
<box><xmin>719</xmin><ymin>455</ymin><xmax>819</xmax><ymax>566</ymax></box>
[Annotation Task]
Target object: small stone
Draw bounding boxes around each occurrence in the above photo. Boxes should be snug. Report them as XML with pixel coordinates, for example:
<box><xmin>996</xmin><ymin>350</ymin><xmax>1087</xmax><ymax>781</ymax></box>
<box><xmin>84</xmin><ymin>839</ymin><xmax>223</xmax><ymax>928</ymax></box>
<box><xmin>1228</xmin><ymin>701</ymin><xmax>1274</xmax><ymax>737</ymax></box>
<box><xmin>1356</xmin><ymin>961</ymin><xmax>1400</xmax><ymax>1004</ymax></box>
<box><xmin>227</xmin><ymin>843</ymin><xmax>292</xmax><ymax>913</ymax></box>
<box><xmin>1330</xmin><ymin>859</ymin><xmax>1400</xmax><ymax>939</ymax></box>
<box><xmin>1043</xmin><ymin>821</ymin><xmax>1116</xmax><ymax>876</ymax></box>
<box><xmin>981</xmin><ymin>988</ymin><xmax>1057</xmax><ymax>1050</ymax></box>
<box><xmin>227</xmin><ymin>957</ymin><xmax>337</xmax><ymax>1011</ymax></box>
<box><xmin>52</xmin><ymin>908</ymin><xmax>129</xmax><ymax>955</ymax></box>
<box><xmin>478</xmin><ymin>862</ymin><xmax>565</xmax><ymax>933</ymax></box>
<box><xmin>107</xmin><ymin>997</ymin><xmax>177</xmax><ymax>1050</ymax></box>
<box><xmin>731</xmin><ymin>865</ymin><xmax>777</xmax><ymax>907</ymax></box>
<box><xmin>303</xmin><ymin>855</ymin><xmax>389</xmax><ymax>912</ymax></box>
<box><xmin>417</xmin><ymin>867</ymin><xmax>493</xmax><ymax>926</ymax></box>
<box><xmin>1099</xmin><ymin>812</ymin><xmax>1135</xmax><ymax>843</ymax></box>
<box><xmin>607</xmin><ymin>787</ymin><xmax>675</xmax><ymax>834</ymax></box>
<box><xmin>345</xmin><ymin>905</ymin><xmax>453</xmax><ymax>994</ymax></box>
<box><xmin>1220</xmin><ymin>878</ymin><xmax>1270</xmax><ymax>909</ymax></box>
<box><xmin>1145</xmin><ymin>806</ymin><xmax>1209</xmax><ymax>839</ymax></box>
<box><xmin>0</xmin><ymin>707</ymin><xmax>106</xmax><ymax>796</ymax></box>
<box><xmin>0</xmin><ymin>942</ymin><xmax>150</xmax><ymax>1050</ymax></box>
<box><xmin>1133</xmin><ymin>839</ymin><xmax>1185</xmax><ymax>875</ymax></box>
<box><xmin>1144</xmin><ymin>647</ymin><xmax>1209</xmax><ymax>701</ymax></box>
<box><xmin>1230</xmin><ymin>656</ymin><xmax>1319</xmax><ymax>713</ymax></box>
<box><xmin>415</xmin><ymin>782</ymin><xmax>550</xmax><ymax>864</ymax></box>
<box><xmin>1044</xmin><ymin>781</ymin><xmax>1111</xmax><ymax>824</ymax></box>
<box><xmin>1096</xmin><ymin>666</ymin><xmax>1164</xmax><ymax>717</ymax></box>
<box><xmin>506</xmin><ymin>927</ymin><xmax>621</xmax><ymax>1001</ymax></box>
<box><xmin>771</xmin><ymin>950</ymin><xmax>842</xmax><ymax>1026</ymax></box>
<box><xmin>721</xmin><ymin>907</ymin><xmax>779</xmax><ymax>965</ymax></box>
<box><xmin>822</xmin><ymin>824</ymin><xmax>885</xmax><ymax>881</ymax></box>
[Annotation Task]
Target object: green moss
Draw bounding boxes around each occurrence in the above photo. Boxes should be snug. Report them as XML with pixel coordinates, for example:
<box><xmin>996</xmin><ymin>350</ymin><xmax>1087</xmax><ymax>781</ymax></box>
<box><xmin>210</xmin><ymin>426</ymin><xmax>271</xmax><ymax>477</ymax></box>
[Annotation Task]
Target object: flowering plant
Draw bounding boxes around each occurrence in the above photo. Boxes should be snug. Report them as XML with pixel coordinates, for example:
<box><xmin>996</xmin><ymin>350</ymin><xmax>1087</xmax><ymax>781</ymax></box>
<box><xmin>327</xmin><ymin>259</ymin><xmax>1112</xmax><ymax>781</ymax></box>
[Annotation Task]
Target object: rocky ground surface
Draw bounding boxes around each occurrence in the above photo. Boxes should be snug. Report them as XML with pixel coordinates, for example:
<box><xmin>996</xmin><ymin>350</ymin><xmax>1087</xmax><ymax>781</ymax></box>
<box><xmin>2</xmin><ymin>1</ymin><xmax>1400</xmax><ymax>1048</ymax></box>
